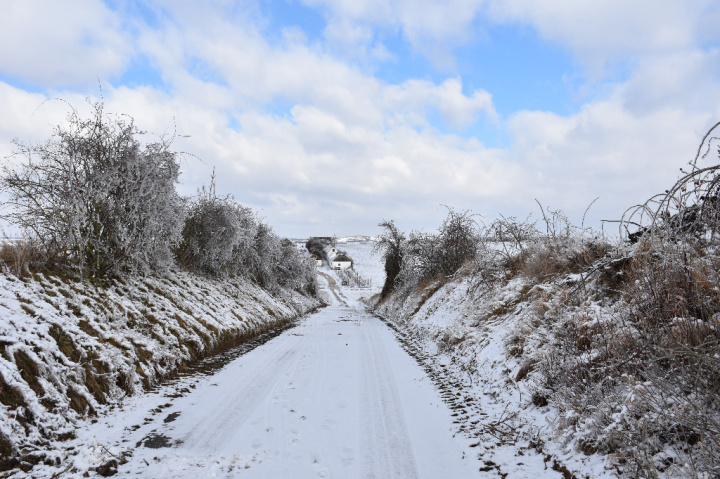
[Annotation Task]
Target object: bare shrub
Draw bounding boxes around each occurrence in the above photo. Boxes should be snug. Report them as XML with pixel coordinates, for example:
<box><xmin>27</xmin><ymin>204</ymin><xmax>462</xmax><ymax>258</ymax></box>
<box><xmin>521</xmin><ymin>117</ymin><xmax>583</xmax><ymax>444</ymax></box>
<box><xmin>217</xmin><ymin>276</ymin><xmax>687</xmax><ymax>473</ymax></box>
<box><xmin>436</xmin><ymin>207</ymin><xmax>480</xmax><ymax>276</ymax></box>
<box><xmin>538</xmin><ymin>125</ymin><xmax>720</xmax><ymax>477</ymax></box>
<box><xmin>0</xmin><ymin>239</ymin><xmax>44</xmax><ymax>277</ymax></box>
<box><xmin>402</xmin><ymin>207</ymin><xmax>480</xmax><ymax>284</ymax></box>
<box><xmin>0</xmin><ymin>100</ymin><xmax>184</xmax><ymax>277</ymax></box>
<box><xmin>488</xmin><ymin>215</ymin><xmax>537</xmax><ymax>270</ymax></box>
<box><xmin>374</xmin><ymin>219</ymin><xmax>405</xmax><ymax>299</ymax></box>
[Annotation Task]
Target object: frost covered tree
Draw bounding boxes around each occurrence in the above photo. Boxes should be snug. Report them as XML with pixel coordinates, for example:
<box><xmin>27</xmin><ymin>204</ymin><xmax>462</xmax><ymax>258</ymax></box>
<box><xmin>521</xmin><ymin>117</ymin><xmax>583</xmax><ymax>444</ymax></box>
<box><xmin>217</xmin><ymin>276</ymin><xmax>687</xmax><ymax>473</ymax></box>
<box><xmin>176</xmin><ymin>179</ymin><xmax>257</xmax><ymax>277</ymax></box>
<box><xmin>374</xmin><ymin>219</ymin><xmax>405</xmax><ymax>299</ymax></box>
<box><xmin>0</xmin><ymin>100</ymin><xmax>184</xmax><ymax>277</ymax></box>
<box><xmin>177</xmin><ymin>180</ymin><xmax>317</xmax><ymax>294</ymax></box>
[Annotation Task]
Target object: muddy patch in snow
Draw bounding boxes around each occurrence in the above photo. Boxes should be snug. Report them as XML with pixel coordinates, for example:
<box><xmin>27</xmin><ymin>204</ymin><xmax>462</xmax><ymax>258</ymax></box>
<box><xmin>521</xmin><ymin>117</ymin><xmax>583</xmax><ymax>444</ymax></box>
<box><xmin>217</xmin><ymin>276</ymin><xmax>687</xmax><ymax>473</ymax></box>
<box><xmin>163</xmin><ymin>412</ymin><xmax>181</xmax><ymax>423</ymax></box>
<box><xmin>136</xmin><ymin>433</ymin><xmax>178</xmax><ymax>449</ymax></box>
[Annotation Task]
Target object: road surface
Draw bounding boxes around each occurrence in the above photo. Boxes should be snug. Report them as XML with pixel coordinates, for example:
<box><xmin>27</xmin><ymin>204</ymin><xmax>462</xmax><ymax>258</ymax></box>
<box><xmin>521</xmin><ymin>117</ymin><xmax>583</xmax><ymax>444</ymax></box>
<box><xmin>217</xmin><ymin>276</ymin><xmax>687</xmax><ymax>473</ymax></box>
<box><xmin>68</xmin><ymin>283</ymin><xmax>481</xmax><ymax>478</ymax></box>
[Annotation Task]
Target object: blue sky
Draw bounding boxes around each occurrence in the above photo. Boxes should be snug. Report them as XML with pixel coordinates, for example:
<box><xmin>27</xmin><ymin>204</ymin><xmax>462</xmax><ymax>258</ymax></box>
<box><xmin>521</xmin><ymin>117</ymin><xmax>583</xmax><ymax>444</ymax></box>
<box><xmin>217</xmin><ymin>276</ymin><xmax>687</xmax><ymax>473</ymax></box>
<box><xmin>1</xmin><ymin>0</ymin><xmax>720</xmax><ymax>238</ymax></box>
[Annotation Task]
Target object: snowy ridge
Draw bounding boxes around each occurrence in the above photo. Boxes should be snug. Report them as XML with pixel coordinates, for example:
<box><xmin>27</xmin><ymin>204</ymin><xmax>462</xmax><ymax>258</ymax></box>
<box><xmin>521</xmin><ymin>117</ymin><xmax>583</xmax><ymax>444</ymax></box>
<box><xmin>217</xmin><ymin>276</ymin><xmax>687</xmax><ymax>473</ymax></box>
<box><xmin>0</xmin><ymin>270</ymin><xmax>321</xmax><ymax>468</ymax></box>
<box><xmin>336</xmin><ymin>236</ymin><xmax>378</xmax><ymax>243</ymax></box>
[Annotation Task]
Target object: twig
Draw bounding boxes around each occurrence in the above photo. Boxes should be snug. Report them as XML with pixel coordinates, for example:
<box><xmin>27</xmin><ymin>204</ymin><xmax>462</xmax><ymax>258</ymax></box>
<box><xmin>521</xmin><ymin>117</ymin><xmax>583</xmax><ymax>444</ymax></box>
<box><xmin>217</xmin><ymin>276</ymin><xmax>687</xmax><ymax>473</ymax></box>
<box><xmin>99</xmin><ymin>442</ymin><xmax>121</xmax><ymax>461</ymax></box>
<box><xmin>49</xmin><ymin>463</ymin><xmax>73</xmax><ymax>479</ymax></box>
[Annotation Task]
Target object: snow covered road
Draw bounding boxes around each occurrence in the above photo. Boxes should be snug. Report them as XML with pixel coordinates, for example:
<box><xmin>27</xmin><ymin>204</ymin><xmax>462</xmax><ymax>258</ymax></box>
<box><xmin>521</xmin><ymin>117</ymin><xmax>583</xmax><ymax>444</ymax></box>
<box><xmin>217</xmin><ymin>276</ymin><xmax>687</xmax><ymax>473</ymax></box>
<box><xmin>64</xmin><ymin>301</ymin><xmax>481</xmax><ymax>478</ymax></box>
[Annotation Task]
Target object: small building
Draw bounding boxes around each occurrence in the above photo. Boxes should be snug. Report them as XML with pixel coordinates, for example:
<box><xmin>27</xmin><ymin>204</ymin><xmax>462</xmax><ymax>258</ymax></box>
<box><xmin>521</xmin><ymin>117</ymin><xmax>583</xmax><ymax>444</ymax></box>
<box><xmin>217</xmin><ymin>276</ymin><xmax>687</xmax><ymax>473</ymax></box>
<box><xmin>330</xmin><ymin>254</ymin><xmax>352</xmax><ymax>270</ymax></box>
<box><xmin>310</xmin><ymin>253</ymin><xmax>323</xmax><ymax>267</ymax></box>
<box><xmin>323</xmin><ymin>245</ymin><xmax>340</xmax><ymax>262</ymax></box>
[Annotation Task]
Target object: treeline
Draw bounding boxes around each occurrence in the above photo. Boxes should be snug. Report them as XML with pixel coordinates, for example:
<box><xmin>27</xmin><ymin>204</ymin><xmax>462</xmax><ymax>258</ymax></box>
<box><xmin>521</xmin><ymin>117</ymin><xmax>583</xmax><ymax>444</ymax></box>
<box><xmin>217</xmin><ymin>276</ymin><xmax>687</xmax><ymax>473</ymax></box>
<box><xmin>0</xmin><ymin>101</ymin><xmax>316</xmax><ymax>296</ymax></box>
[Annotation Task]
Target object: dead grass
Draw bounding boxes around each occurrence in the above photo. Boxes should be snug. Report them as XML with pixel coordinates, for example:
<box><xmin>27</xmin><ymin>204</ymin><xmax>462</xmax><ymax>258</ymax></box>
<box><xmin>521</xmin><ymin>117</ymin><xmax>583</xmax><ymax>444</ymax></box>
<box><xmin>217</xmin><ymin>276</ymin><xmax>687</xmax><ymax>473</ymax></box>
<box><xmin>77</xmin><ymin>320</ymin><xmax>99</xmax><ymax>338</ymax></box>
<box><xmin>410</xmin><ymin>276</ymin><xmax>445</xmax><ymax>317</ymax></box>
<box><xmin>536</xmin><ymin>237</ymin><xmax>720</xmax><ymax>475</ymax></box>
<box><xmin>520</xmin><ymin>240</ymin><xmax>611</xmax><ymax>283</ymax></box>
<box><xmin>0</xmin><ymin>241</ymin><xmax>44</xmax><ymax>278</ymax></box>
<box><xmin>0</xmin><ymin>374</ymin><xmax>25</xmax><ymax>410</ymax></box>
<box><xmin>48</xmin><ymin>325</ymin><xmax>81</xmax><ymax>362</ymax></box>
<box><xmin>83</xmin><ymin>356</ymin><xmax>110</xmax><ymax>404</ymax></box>
<box><xmin>66</xmin><ymin>388</ymin><xmax>93</xmax><ymax>416</ymax></box>
<box><xmin>12</xmin><ymin>351</ymin><xmax>43</xmax><ymax>397</ymax></box>
<box><xmin>0</xmin><ymin>432</ymin><xmax>13</xmax><ymax>459</ymax></box>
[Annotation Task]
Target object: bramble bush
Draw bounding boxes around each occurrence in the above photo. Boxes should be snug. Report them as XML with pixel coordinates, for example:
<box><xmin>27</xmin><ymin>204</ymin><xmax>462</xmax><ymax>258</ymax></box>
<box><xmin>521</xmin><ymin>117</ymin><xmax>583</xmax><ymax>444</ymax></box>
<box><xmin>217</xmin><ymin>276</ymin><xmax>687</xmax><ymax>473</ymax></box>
<box><xmin>535</xmin><ymin>124</ymin><xmax>720</xmax><ymax>477</ymax></box>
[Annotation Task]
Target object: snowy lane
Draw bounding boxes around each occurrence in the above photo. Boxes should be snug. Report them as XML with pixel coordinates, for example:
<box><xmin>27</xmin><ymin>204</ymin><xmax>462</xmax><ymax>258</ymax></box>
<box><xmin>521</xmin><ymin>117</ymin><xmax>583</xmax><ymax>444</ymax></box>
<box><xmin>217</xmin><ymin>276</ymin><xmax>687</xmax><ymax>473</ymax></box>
<box><xmin>360</xmin><ymin>315</ymin><xmax>419</xmax><ymax>478</ymax></box>
<box><xmin>71</xmin><ymin>303</ymin><xmax>480</xmax><ymax>478</ymax></box>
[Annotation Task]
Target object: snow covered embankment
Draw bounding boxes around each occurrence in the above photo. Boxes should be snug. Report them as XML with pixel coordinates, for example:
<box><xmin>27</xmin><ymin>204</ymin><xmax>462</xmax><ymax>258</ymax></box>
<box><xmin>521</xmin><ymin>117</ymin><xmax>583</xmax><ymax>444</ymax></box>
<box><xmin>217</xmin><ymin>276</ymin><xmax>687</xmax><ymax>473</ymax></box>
<box><xmin>373</xmin><ymin>269</ymin><xmax>614</xmax><ymax>478</ymax></box>
<box><xmin>0</xmin><ymin>270</ymin><xmax>321</xmax><ymax>470</ymax></box>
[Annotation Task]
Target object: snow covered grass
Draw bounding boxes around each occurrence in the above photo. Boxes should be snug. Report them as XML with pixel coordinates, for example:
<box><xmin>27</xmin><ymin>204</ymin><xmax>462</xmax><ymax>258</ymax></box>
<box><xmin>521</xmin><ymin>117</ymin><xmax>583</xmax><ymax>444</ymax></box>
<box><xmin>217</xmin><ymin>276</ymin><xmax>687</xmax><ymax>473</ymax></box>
<box><xmin>373</xmin><ymin>229</ymin><xmax>720</xmax><ymax>478</ymax></box>
<box><xmin>0</xmin><ymin>269</ymin><xmax>321</xmax><ymax>473</ymax></box>
<box><xmin>373</xmin><ymin>264</ymin><xmax>613</xmax><ymax>477</ymax></box>
<box><xmin>334</xmin><ymin>241</ymin><xmax>385</xmax><ymax>292</ymax></box>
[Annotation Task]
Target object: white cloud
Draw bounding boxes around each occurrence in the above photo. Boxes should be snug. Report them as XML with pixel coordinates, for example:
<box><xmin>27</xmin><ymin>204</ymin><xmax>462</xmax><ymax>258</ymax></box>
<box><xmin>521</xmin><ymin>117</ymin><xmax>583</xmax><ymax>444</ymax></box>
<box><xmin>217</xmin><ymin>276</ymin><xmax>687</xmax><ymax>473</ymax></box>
<box><xmin>382</xmin><ymin>78</ymin><xmax>498</xmax><ymax>128</ymax></box>
<box><xmin>617</xmin><ymin>48</ymin><xmax>720</xmax><ymax>116</ymax></box>
<box><xmin>487</xmin><ymin>0</ymin><xmax>720</xmax><ymax>78</ymax></box>
<box><xmin>129</xmin><ymin>5</ymin><xmax>498</xmax><ymax>135</ymax></box>
<box><xmin>506</xmin><ymin>98</ymin><xmax>716</xmax><ymax>229</ymax></box>
<box><xmin>3</xmin><ymin>1</ymin><xmax>720</xmax><ymax>238</ymax></box>
<box><xmin>0</xmin><ymin>0</ymin><xmax>131</xmax><ymax>86</ymax></box>
<box><xmin>301</xmin><ymin>0</ymin><xmax>487</xmax><ymax>68</ymax></box>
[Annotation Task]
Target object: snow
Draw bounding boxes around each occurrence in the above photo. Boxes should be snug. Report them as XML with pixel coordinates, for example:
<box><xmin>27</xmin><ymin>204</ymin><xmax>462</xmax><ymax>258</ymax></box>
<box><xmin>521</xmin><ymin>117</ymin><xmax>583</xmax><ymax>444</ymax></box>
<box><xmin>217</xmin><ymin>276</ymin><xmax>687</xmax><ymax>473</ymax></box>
<box><xmin>373</xmin><ymin>263</ymin><xmax>617</xmax><ymax>478</ymax></box>
<box><xmin>20</xmin><ymin>248</ymin><xmax>487</xmax><ymax>478</ymax></box>
<box><xmin>38</xmin><ymin>307</ymin><xmax>478</xmax><ymax>478</ymax></box>
<box><xmin>3</xmin><ymin>240</ymin><xmax>621</xmax><ymax>478</ymax></box>
<box><xmin>0</xmin><ymin>268</ymin><xmax>320</xmax><ymax>470</ymax></box>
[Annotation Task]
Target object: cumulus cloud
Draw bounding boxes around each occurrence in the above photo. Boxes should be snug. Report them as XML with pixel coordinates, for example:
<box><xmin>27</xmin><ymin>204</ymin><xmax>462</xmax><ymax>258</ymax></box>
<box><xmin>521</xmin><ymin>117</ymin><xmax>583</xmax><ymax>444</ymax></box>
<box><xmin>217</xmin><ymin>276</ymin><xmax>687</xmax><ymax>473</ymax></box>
<box><xmin>487</xmin><ymin>0</ymin><xmax>720</xmax><ymax>78</ymax></box>
<box><xmin>2</xmin><ymin>1</ymin><xmax>720</xmax><ymax>237</ymax></box>
<box><xmin>301</xmin><ymin>0</ymin><xmax>487</xmax><ymax>68</ymax></box>
<box><xmin>0</xmin><ymin>0</ymin><xmax>131</xmax><ymax>86</ymax></box>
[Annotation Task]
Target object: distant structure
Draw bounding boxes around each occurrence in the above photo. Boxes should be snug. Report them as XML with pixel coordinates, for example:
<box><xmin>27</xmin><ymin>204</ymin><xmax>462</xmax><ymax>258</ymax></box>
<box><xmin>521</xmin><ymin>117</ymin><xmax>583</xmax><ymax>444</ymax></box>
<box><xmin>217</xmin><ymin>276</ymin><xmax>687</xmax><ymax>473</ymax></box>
<box><xmin>329</xmin><ymin>253</ymin><xmax>352</xmax><ymax>270</ymax></box>
<box><xmin>306</xmin><ymin>237</ymin><xmax>353</xmax><ymax>270</ymax></box>
<box><xmin>323</xmin><ymin>245</ymin><xmax>352</xmax><ymax>270</ymax></box>
<box><xmin>310</xmin><ymin>253</ymin><xmax>323</xmax><ymax>267</ymax></box>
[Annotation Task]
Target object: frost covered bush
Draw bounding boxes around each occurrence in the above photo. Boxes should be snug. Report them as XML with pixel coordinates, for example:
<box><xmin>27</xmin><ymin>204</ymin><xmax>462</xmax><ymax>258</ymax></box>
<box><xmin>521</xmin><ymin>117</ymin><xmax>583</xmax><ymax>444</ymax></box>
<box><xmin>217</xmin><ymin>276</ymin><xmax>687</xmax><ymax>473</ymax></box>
<box><xmin>405</xmin><ymin>208</ymin><xmax>481</xmax><ymax>283</ymax></box>
<box><xmin>0</xmin><ymin>100</ymin><xmax>184</xmax><ymax>277</ymax></box>
<box><xmin>536</xmin><ymin>128</ymin><xmax>720</xmax><ymax>478</ymax></box>
<box><xmin>176</xmin><ymin>183</ymin><xmax>257</xmax><ymax>277</ymax></box>
<box><xmin>435</xmin><ymin>207</ymin><xmax>480</xmax><ymax>276</ymax></box>
<box><xmin>375</xmin><ymin>220</ymin><xmax>405</xmax><ymax>299</ymax></box>
<box><xmin>176</xmin><ymin>184</ymin><xmax>316</xmax><ymax>295</ymax></box>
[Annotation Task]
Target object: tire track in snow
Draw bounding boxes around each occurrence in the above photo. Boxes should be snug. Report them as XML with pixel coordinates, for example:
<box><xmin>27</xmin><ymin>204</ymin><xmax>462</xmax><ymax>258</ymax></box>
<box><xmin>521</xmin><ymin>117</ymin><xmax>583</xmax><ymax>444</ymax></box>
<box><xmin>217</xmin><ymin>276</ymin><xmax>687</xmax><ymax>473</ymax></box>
<box><xmin>360</xmin><ymin>314</ymin><xmax>420</xmax><ymax>479</ymax></box>
<box><xmin>67</xmin><ymin>301</ymin><xmax>478</xmax><ymax>478</ymax></box>
<box><xmin>179</xmin><ymin>348</ymin><xmax>299</xmax><ymax>453</ymax></box>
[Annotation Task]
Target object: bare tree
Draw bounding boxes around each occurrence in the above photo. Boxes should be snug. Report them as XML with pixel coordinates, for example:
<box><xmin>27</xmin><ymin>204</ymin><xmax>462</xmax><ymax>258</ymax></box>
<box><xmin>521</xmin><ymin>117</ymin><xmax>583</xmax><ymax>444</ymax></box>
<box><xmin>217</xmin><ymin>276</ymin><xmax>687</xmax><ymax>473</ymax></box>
<box><xmin>374</xmin><ymin>219</ymin><xmax>405</xmax><ymax>299</ymax></box>
<box><xmin>0</xmin><ymin>100</ymin><xmax>184</xmax><ymax>277</ymax></box>
<box><xmin>176</xmin><ymin>175</ymin><xmax>257</xmax><ymax>277</ymax></box>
